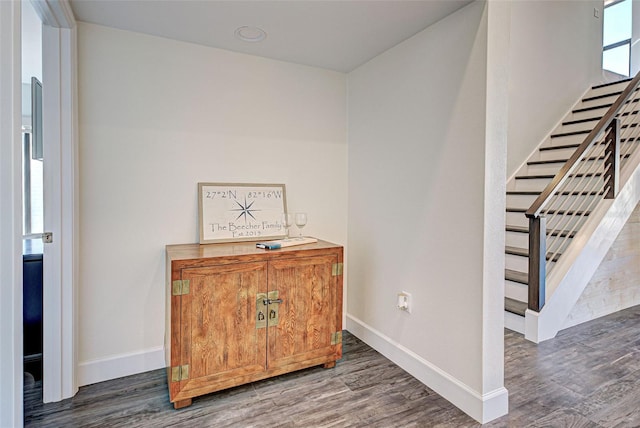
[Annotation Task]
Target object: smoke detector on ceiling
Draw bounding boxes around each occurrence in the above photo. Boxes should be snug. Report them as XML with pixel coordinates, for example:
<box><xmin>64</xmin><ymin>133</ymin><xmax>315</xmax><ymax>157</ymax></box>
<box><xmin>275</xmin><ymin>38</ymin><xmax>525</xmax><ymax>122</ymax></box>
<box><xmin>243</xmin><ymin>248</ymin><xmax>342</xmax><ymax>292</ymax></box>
<box><xmin>234</xmin><ymin>26</ymin><xmax>267</xmax><ymax>43</ymax></box>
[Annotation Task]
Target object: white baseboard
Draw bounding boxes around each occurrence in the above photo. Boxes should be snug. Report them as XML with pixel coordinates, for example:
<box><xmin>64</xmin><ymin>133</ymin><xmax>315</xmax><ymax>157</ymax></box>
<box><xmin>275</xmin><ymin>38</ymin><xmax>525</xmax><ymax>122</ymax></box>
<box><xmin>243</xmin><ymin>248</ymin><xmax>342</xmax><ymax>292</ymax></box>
<box><xmin>346</xmin><ymin>314</ymin><xmax>508</xmax><ymax>424</ymax></box>
<box><xmin>77</xmin><ymin>318</ymin><xmax>511</xmax><ymax>423</ymax></box>
<box><xmin>504</xmin><ymin>311</ymin><xmax>525</xmax><ymax>334</ymax></box>
<box><xmin>77</xmin><ymin>346</ymin><xmax>165</xmax><ymax>387</ymax></box>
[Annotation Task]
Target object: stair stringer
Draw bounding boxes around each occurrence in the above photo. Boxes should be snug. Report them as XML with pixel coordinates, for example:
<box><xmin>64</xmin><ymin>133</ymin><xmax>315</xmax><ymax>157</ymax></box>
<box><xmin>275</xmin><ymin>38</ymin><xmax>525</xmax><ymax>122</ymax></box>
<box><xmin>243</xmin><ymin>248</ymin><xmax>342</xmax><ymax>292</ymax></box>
<box><xmin>525</xmin><ymin>147</ymin><xmax>640</xmax><ymax>343</ymax></box>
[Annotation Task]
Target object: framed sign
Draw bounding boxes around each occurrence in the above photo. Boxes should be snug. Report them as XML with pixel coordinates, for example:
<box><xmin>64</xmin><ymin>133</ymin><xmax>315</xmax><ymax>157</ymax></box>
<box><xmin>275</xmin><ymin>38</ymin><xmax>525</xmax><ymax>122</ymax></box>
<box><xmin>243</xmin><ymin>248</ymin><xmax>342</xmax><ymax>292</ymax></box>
<box><xmin>198</xmin><ymin>182</ymin><xmax>287</xmax><ymax>244</ymax></box>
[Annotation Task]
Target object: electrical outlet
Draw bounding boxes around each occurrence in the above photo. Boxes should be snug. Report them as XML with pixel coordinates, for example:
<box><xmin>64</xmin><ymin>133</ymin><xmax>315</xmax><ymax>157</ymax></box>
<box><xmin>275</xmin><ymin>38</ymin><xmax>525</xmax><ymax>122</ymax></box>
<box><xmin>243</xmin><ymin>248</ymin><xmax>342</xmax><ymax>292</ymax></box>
<box><xmin>397</xmin><ymin>291</ymin><xmax>411</xmax><ymax>313</ymax></box>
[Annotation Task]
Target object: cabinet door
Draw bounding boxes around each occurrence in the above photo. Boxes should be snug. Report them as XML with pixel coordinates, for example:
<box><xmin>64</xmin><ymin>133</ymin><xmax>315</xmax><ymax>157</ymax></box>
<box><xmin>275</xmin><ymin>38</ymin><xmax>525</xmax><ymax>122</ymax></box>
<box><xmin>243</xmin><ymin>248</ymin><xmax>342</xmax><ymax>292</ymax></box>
<box><xmin>267</xmin><ymin>254</ymin><xmax>342</xmax><ymax>370</ymax></box>
<box><xmin>178</xmin><ymin>261</ymin><xmax>267</xmax><ymax>395</ymax></box>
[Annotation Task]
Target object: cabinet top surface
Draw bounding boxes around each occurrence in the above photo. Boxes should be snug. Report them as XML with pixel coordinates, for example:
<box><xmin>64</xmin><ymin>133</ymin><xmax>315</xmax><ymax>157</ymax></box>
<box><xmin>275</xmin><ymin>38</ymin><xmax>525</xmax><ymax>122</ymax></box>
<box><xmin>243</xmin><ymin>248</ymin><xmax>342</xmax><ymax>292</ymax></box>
<box><xmin>166</xmin><ymin>238</ymin><xmax>342</xmax><ymax>262</ymax></box>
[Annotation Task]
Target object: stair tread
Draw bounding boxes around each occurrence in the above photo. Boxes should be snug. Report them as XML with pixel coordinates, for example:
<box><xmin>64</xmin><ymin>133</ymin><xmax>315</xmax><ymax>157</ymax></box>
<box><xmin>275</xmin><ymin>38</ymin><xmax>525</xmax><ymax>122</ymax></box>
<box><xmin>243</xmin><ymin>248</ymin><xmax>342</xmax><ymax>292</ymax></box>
<box><xmin>505</xmin><ymin>246</ymin><xmax>528</xmax><ymax>257</ymax></box>
<box><xmin>619</xmin><ymin>109</ymin><xmax>640</xmax><ymax>119</ymax></box>
<box><xmin>514</xmin><ymin>174</ymin><xmax>556</xmax><ymax>180</ymax></box>
<box><xmin>506</xmin><ymin>191</ymin><xmax>540</xmax><ymax>195</ymax></box>
<box><xmin>507</xmin><ymin>207</ymin><xmax>591</xmax><ymax>216</ymax></box>
<box><xmin>515</xmin><ymin>172</ymin><xmax>602</xmax><ymax>180</ymax></box>
<box><xmin>572</xmin><ymin>96</ymin><xmax>640</xmax><ymax>114</ymax></box>
<box><xmin>621</xmin><ymin>136</ymin><xmax>640</xmax><ymax>143</ymax></box>
<box><xmin>527</xmin><ymin>158</ymin><xmax>569</xmax><ymax>166</ymax></box>
<box><xmin>507</xmin><ymin>190</ymin><xmax>603</xmax><ymax>196</ymax></box>
<box><xmin>505</xmin><ymin>269</ymin><xmax>528</xmax><ymax>285</ymax></box>
<box><xmin>539</xmin><ymin>135</ymin><xmax>639</xmax><ymax>151</ymax></box>
<box><xmin>505</xmin><ymin>297</ymin><xmax>527</xmax><ymax>316</ymax></box>
<box><xmin>550</xmin><ymin>129</ymin><xmax>590</xmax><ymax>138</ymax></box>
<box><xmin>506</xmin><ymin>225</ymin><xmax>529</xmax><ymax>234</ymax></box>
<box><xmin>573</xmin><ymin>103</ymin><xmax>613</xmax><ymax>113</ymax></box>
<box><xmin>528</xmin><ymin>153</ymin><xmax>631</xmax><ymax>166</ymax></box>
<box><xmin>563</xmin><ymin>116</ymin><xmax>601</xmax><ymax>126</ymax></box>
<box><xmin>591</xmin><ymin>78</ymin><xmax>633</xmax><ymax>89</ymax></box>
<box><xmin>505</xmin><ymin>246</ymin><xmax>562</xmax><ymax>262</ymax></box>
<box><xmin>582</xmin><ymin>90</ymin><xmax>622</xmax><ymax>102</ymax></box>
<box><xmin>505</xmin><ymin>225</ymin><xmax>577</xmax><ymax>238</ymax></box>
<box><xmin>539</xmin><ymin>142</ymin><xmax>586</xmax><ymax>151</ymax></box>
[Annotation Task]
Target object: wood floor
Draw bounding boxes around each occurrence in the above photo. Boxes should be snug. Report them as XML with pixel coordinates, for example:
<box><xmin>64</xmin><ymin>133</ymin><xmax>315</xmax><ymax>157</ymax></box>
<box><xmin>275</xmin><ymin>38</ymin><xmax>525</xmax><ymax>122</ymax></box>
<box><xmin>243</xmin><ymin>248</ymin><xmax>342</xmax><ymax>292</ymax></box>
<box><xmin>25</xmin><ymin>305</ymin><xmax>640</xmax><ymax>427</ymax></box>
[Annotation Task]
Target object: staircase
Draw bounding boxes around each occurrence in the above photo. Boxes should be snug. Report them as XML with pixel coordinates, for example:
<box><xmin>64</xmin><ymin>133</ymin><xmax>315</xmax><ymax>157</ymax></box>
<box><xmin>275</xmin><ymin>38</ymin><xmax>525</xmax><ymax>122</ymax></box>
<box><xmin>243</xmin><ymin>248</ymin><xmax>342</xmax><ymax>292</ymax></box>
<box><xmin>504</xmin><ymin>76</ymin><xmax>640</xmax><ymax>341</ymax></box>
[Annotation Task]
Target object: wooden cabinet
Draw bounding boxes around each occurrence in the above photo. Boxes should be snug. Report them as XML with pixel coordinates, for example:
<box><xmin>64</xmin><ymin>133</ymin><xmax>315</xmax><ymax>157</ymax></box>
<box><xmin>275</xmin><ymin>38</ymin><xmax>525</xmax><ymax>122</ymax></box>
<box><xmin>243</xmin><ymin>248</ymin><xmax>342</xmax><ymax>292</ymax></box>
<box><xmin>165</xmin><ymin>239</ymin><xmax>343</xmax><ymax>409</ymax></box>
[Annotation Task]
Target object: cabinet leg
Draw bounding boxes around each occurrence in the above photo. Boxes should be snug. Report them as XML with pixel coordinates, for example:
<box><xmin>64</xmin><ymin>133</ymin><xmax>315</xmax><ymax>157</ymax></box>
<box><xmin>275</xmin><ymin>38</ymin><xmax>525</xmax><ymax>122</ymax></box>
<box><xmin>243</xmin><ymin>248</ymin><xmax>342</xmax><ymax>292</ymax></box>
<box><xmin>173</xmin><ymin>398</ymin><xmax>192</xmax><ymax>409</ymax></box>
<box><xmin>323</xmin><ymin>361</ymin><xmax>336</xmax><ymax>369</ymax></box>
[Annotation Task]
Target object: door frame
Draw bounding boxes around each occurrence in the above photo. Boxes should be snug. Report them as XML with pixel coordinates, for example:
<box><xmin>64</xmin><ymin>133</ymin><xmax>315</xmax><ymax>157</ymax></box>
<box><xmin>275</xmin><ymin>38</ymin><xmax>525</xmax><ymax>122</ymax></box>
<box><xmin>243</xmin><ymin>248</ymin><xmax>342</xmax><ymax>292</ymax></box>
<box><xmin>1</xmin><ymin>0</ymin><xmax>77</xmax><ymax>420</ymax></box>
<box><xmin>0</xmin><ymin>1</ymin><xmax>25</xmax><ymax>426</ymax></box>
<box><xmin>30</xmin><ymin>0</ymin><xmax>79</xmax><ymax>403</ymax></box>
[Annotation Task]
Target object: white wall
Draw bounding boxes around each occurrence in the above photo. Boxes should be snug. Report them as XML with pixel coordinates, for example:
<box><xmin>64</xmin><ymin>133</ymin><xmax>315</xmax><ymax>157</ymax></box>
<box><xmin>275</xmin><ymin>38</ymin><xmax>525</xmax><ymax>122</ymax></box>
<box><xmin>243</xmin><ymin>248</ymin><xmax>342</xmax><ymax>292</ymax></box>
<box><xmin>347</xmin><ymin>1</ymin><xmax>507</xmax><ymax>423</ymax></box>
<box><xmin>77</xmin><ymin>23</ymin><xmax>347</xmax><ymax>384</ymax></box>
<box><xmin>507</xmin><ymin>0</ymin><xmax>603</xmax><ymax>176</ymax></box>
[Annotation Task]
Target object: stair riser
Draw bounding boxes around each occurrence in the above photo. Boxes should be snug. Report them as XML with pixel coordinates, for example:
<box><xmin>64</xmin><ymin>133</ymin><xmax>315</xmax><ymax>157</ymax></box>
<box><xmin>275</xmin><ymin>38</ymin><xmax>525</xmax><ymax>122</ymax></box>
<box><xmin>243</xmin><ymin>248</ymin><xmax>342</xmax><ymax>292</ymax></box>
<box><xmin>506</xmin><ymin>194</ymin><xmax>538</xmax><ymax>208</ymax></box>
<box><xmin>555</xmin><ymin>120</ymin><xmax>599</xmax><ymax>134</ymax></box>
<box><xmin>552</xmin><ymin>134</ymin><xmax>622</xmax><ymax>150</ymax></box>
<box><xmin>621</xmin><ymin>111</ymin><xmax>640</xmax><ymax>125</ymax></box>
<box><xmin>506</xmin><ymin>211</ymin><xmax>528</xmax><ymax>228</ymax></box>
<box><xmin>563</xmin><ymin>97</ymin><xmax>640</xmax><ymax>122</ymax></box>
<box><xmin>557</xmin><ymin>119</ymin><xmax>640</xmax><ymax>139</ymax></box>
<box><xmin>537</xmin><ymin>147</ymin><xmax>582</xmax><ymax>162</ymax></box>
<box><xmin>548</xmin><ymin>195</ymin><xmax>601</xmax><ymax>211</ymax></box>
<box><xmin>507</xmin><ymin>194</ymin><xmax>602</xmax><ymax>211</ymax></box>
<box><xmin>526</xmin><ymin>157</ymin><xmax>610</xmax><ymax>176</ymax></box>
<box><xmin>621</xmin><ymin>140</ymin><xmax>640</xmax><ymax>156</ymax></box>
<box><xmin>505</xmin><ymin>222</ymin><xmax>572</xmax><ymax>252</ymax></box>
<box><xmin>505</xmin><ymin>280</ymin><xmax>528</xmax><ymax>302</ymax></box>
<box><xmin>577</xmin><ymin>94</ymin><xmax>619</xmax><ymax>110</ymax></box>
<box><xmin>504</xmin><ymin>255</ymin><xmax>558</xmax><ymax>275</ymax></box>
<box><xmin>512</xmin><ymin>177</ymin><xmax>553</xmax><ymax>192</ymax></box>
<box><xmin>569</xmin><ymin>106</ymin><xmax>610</xmax><ymax>122</ymax></box>
<box><xmin>545</xmin><ymin>211</ymin><xmax>590</xmax><ymax>225</ymax></box>
<box><xmin>546</xmin><ymin>132</ymin><xmax>591</xmax><ymax>148</ymax></box>
<box><xmin>546</xmin><ymin>215</ymin><xmax>586</xmax><ymax>233</ymax></box>
<box><xmin>506</xmin><ymin>213</ymin><xmax>585</xmax><ymax>237</ymax></box>
<box><xmin>524</xmin><ymin>162</ymin><xmax>564</xmax><ymax>176</ymax></box>
<box><xmin>588</xmin><ymin>81</ymin><xmax>631</xmax><ymax>98</ymax></box>
<box><xmin>533</xmin><ymin>144</ymin><xmax>639</xmax><ymax>165</ymax></box>
<box><xmin>505</xmin><ymin>253</ymin><xmax>528</xmax><ymax>273</ymax></box>
<box><xmin>544</xmin><ymin>131</ymin><xmax>640</xmax><ymax>154</ymax></box>
<box><xmin>619</xmin><ymin>139</ymin><xmax>640</xmax><ymax>156</ymax></box>
<box><xmin>505</xmin><ymin>230</ymin><xmax>529</xmax><ymax>248</ymax></box>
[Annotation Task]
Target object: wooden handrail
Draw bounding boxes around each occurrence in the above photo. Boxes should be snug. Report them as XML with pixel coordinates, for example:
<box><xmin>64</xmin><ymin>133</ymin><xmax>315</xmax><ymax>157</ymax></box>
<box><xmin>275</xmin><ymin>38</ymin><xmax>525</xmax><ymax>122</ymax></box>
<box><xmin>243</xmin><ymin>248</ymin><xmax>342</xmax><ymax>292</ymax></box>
<box><xmin>525</xmin><ymin>72</ymin><xmax>640</xmax><ymax>219</ymax></box>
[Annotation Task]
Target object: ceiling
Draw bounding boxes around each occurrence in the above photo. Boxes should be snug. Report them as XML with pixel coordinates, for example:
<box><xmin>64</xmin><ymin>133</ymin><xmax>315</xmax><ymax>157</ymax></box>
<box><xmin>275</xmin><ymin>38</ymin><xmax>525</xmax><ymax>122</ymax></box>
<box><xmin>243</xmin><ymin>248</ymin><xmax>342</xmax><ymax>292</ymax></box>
<box><xmin>68</xmin><ymin>0</ymin><xmax>473</xmax><ymax>73</ymax></box>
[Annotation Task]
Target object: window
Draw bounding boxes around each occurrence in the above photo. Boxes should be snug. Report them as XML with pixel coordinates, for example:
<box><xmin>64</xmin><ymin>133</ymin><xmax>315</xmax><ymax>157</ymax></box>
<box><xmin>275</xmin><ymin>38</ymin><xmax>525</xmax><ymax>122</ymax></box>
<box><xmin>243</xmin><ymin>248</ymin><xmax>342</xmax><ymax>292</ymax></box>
<box><xmin>603</xmin><ymin>0</ymin><xmax>632</xmax><ymax>76</ymax></box>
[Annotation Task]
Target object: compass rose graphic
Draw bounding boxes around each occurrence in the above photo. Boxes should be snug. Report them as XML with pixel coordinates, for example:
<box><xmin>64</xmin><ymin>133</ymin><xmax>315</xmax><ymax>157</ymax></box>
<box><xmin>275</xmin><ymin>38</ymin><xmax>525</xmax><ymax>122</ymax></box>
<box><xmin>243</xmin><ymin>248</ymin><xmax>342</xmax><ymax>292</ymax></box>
<box><xmin>230</xmin><ymin>197</ymin><xmax>261</xmax><ymax>223</ymax></box>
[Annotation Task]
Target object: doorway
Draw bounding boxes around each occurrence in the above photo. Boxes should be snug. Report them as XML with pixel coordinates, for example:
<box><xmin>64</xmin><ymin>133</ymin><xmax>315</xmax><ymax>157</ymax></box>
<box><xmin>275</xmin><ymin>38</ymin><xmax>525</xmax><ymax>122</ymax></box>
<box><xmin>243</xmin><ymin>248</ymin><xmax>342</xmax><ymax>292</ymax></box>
<box><xmin>2</xmin><ymin>3</ymin><xmax>78</xmax><ymax>423</ymax></box>
<box><xmin>22</xmin><ymin>0</ymin><xmax>79</xmax><ymax>405</ymax></box>
<box><xmin>21</xmin><ymin>0</ymin><xmax>44</xmax><ymax>389</ymax></box>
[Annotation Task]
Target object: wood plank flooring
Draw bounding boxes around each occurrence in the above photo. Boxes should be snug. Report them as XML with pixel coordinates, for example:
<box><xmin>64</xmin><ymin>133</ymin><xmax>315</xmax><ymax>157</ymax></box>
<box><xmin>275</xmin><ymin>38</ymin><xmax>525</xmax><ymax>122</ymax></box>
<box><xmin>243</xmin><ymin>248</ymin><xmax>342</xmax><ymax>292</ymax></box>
<box><xmin>25</xmin><ymin>305</ymin><xmax>640</xmax><ymax>427</ymax></box>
